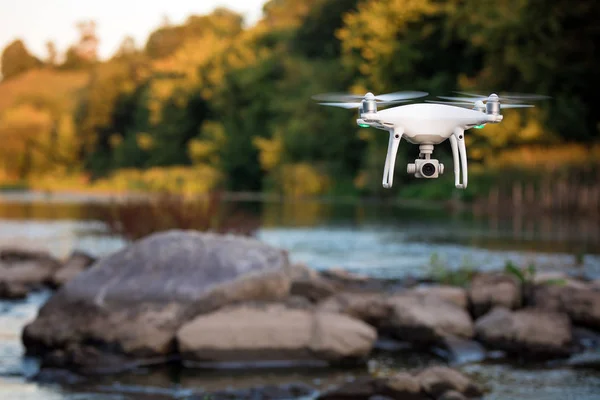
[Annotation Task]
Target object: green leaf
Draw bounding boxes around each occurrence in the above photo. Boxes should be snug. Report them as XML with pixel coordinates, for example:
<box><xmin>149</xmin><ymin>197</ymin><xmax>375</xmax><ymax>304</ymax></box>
<box><xmin>504</xmin><ymin>261</ymin><xmax>525</xmax><ymax>283</ymax></box>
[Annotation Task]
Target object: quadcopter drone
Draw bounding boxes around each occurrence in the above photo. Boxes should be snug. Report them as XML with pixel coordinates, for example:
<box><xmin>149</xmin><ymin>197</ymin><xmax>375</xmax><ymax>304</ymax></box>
<box><xmin>312</xmin><ymin>90</ymin><xmax>549</xmax><ymax>189</ymax></box>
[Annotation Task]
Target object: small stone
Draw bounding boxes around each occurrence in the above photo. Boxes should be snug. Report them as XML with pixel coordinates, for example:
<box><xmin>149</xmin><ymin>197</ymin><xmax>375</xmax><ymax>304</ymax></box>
<box><xmin>417</xmin><ymin>366</ymin><xmax>483</xmax><ymax>399</ymax></box>
<box><xmin>468</xmin><ymin>273</ymin><xmax>521</xmax><ymax>318</ymax></box>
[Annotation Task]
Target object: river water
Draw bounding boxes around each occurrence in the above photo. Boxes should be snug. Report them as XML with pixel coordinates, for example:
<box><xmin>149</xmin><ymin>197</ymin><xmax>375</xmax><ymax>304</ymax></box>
<box><xmin>1</xmin><ymin>191</ymin><xmax>600</xmax><ymax>399</ymax></box>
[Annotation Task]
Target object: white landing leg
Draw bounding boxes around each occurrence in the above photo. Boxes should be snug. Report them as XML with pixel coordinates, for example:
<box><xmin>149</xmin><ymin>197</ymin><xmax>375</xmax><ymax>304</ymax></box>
<box><xmin>450</xmin><ymin>127</ymin><xmax>468</xmax><ymax>189</ymax></box>
<box><xmin>382</xmin><ymin>127</ymin><xmax>404</xmax><ymax>188</ymax></box>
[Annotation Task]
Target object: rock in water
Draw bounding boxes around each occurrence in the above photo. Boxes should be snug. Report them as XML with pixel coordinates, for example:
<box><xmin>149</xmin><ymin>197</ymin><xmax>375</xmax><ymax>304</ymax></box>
<box><xmin>22</xmin><ymin>230</ymin><xmax>293</xmax><ymax>373</ymax></box>
<box><xmin>531</xmin><ymin>282</ymin><xmax>600</xmax><ymax>331</ymax></box>
<box><xmin>0</xmin><ymin>247</ymin><xmax>62</xmax><ymax>298</ymax></box>
<box><xmin>417</xmin><ymin>366</ymin><xmax>484</xmax><ymax>399</ymax></box>
<box><xmin>177</xmin><ymin>303</ymin><xmax>376</xmax><ymax>366</ymax></box>
<box><xmin>468</xmin><ymin>273</ymin><xmax>521</xmax><ymax>318</ymax></box>
<box><xmin>474</xmin><ymin>307</ymin><xmax>573</xmax><ymax>358</ymax></box>
<box><xmin>317</xmin><ymin>367</ymin><xmax>483</xmax><ymax>399</ymax></box>
<box><xmin>384</xmin><ymin>293</ymin><xmax>474</xmax><ymax>343</ymax></box>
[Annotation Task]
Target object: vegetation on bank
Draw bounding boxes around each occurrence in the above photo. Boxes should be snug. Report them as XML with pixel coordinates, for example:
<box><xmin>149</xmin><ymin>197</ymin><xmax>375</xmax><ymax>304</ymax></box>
<box><xmin>0</xmin><ymin>0</ymin><xmax>598</xmax><ymax>204</ymax></box>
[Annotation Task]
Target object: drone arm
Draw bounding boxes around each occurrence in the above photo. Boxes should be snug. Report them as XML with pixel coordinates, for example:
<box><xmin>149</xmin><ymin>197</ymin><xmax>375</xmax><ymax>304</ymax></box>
<box><xmin>382</xmin><ymin>127</ymin><xmax>404</xmax><ymax>188</ymax></box>
<box><xmin>451</xmin><ymin>128</ymin><xmax>468</xmax><ymax>189</ymax></box>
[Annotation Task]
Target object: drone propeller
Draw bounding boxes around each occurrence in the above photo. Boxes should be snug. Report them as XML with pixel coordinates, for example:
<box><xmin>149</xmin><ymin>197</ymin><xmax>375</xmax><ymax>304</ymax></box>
<box><xmin>439</xmin><ymin>91</ymin><xmax>550</xmax><ymax>103</ymax></box>
<box><xmin>425</xmin><ymin>100</ymin><xmax>534</xmax><ymax>109</ymax></box>
<box><xmin>313</xmin><ymin>90</ymin><xmax>428</xmax><ymax>108</ymax></box>
<box><xmin>317</xmin><ymin>99</ymin><xmax>409</xmax><ymax>109</ymax></box>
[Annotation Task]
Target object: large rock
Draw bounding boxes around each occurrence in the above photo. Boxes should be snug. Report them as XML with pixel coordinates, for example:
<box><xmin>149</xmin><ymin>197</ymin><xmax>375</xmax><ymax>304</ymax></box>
<box><xmin>319</xmin><ymin>291</ymin><xmax>473</xmax><ymax>346</ymax></box>
<box><xmin>468</xmin><ymin>273</ymin><xmax>521</xmax><ymax>318</ymax></box>
<box><xmin>177</xmin><ymin>303</ymin><xmax>376</xmax><ymax>366</ymax></box>
<box><xmin>0</xmin><ymin>247</ymin><xmax>62</xmax><ymax>298</ymax></box>
<box><xmin>474</xmin><ymin>307</ymin><xmax>572</xmax><ymax>357</ymax></box>
<box><xmin>530</xmin><ymin>282</ymin><xmax>600</xmax><ymax>331</ymax></box>
<box><xmin>383</xmin><ymin>294</ymin><xmax>474</xmax><ymax>344</ymax></box>
<box><xmin>22</xmin><ymin>230</ymin><xmax>294</xmax><ymax>373</ymax></box>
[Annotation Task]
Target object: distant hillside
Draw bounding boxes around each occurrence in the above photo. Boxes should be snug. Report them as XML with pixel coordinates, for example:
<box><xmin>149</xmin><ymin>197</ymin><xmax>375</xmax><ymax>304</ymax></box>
<box><xmin>0</xmin><ymin>68</ymin><xmax>90</xmax><ymax>113</ymax></box>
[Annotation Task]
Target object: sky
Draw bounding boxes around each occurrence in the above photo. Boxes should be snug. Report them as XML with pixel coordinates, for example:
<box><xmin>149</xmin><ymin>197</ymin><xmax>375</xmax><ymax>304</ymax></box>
<box><xmin>0</xmin><ymin>0</ymin><xmax>268</xmax><ymax>61</ymax></box>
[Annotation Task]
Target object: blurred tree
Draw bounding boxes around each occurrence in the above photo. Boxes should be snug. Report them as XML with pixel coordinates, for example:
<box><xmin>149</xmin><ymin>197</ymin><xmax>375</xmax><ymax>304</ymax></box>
<box><xmin>75</xmin><ymin>20</ymin><xmax>100</xmax><ymax>62</ymax></box>
<box><xmin>447</xmin><ymin>0</ymin><xmax>600</xmax><ymax>142</ymax></box>
<box><xmin>1</xmin><ymin>39</ymin><xmax>42</xmax><ymax>80</ymax></box>
<box><xmin>75</xmin><ymin>59</ymin><xmax>149</xmax><ymax>175</ymax></box>
<box><xmin>60</xmin><ymin>21</ymin><xmax>100</xmax><ymax>70</ymax></box>
<box><xmin>2</xmin><ymin>1</ymin><xmax>595</xmax><ymax>199</ymax></box>
<box><xmin>145</xmin><ymin>8</ymin><xmax>243</xmax><ymax>59</ymax></box>
<box><xmin>261</xmin><ymin>0</ymin><xmax>320</xmax><ymax>29</ymax></box>
<box><xmin>292</xmin><ymin>0</ymin><xmax>360</xmax><ymax>59</ymax></box>
<box><xmin>113</xmin><ymin>36</ymin><xmax>137</xmax><ymax>59</ymax></box>
<box><xmin>45</xmin><ymin>41</ymin><xmax>58</xmax><ymax>66</ymax></box>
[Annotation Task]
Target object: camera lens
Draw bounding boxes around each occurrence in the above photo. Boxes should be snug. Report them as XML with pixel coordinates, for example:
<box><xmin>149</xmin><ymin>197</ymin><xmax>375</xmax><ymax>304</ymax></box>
<box><xmin>421</xmin><ymin>162</ymin><xmax>436</xmax><ymax>177</ymax></box>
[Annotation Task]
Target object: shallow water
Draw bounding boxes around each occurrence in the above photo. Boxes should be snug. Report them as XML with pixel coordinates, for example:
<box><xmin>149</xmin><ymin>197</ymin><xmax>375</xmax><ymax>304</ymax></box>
<box><xmin>1</xmin><ymin>192</ymin><xmax>600</xmax><ymax>399</ymax></box>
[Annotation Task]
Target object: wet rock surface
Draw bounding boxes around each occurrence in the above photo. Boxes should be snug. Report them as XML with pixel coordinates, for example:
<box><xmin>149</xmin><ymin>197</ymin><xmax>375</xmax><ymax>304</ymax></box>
<box><xmin>0</xmin><ymin>247</ymin><xmax>63</xmax><ymax>298</ymax></box>
<box><xmin>317</xmin><ymin>366</ymin><xmax>483</xmax><ymax>400</ymax></box>
<box><xmin>384</xmin><ymin>293</ymin><xmax>474</xmax><ymax>344</ymax></box>
<box><xmin>474</xmin><ymin>307</ymin><xmax>573</xmax><ymax>358</ymax></box>
<box><xmin>468</xmin><ymin>273</ymin><xmax>521</xmax><ymax>318</ymax></box>
<box><xmin>5</xmin><ymin>232</ymin><xmax>600</xmax><ymax>400</ymax></box>
<box><xmin>22</xmin><ymin>230</ymin><xmax>293</xmax><ymax>372</ymax></box>
<box><xmin>531</xmin><ymin>281</ymin><xmax>600</xmax><ymax>331</ymax></box>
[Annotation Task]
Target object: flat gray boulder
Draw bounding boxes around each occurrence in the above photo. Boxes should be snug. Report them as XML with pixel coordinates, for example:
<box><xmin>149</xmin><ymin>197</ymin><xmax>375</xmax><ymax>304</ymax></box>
<box><xmin>22</xmin><ymin>230</ymin><xmax>293</xmax><ymax>373</ymax></box>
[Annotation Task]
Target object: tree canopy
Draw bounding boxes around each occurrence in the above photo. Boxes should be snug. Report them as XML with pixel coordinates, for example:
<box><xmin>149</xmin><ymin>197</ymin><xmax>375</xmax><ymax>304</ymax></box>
<box><xmin>0</xmin><ymin>0</ymin><xmax>598</xmax><ymax>198</ymax></box>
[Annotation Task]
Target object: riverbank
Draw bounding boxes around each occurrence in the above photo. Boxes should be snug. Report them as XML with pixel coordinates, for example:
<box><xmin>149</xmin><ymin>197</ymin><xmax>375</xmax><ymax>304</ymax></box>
<box><xmin>2</xmin><ymin>231</ymin><xmax>600</xmax><ymax>399</ymax></box>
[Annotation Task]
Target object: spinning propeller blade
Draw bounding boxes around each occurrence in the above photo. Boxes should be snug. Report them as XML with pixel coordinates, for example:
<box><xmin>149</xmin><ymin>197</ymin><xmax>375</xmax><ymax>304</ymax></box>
<box><xmin>500</xmin><ymin>104</ymin><xmax>535</xmax><ymax>108</ymax></box>
<box><xmin>318</xmin><ymin>102</ymin><xmax>363</xmax><ymax>109</ymax></box>
<box><xmin>440</xmin><ymin>91</ymin><xmax>550</xmax><ymax>103</ymax></box>
<box><xmin>312</xmin><ymin>90</ymin><xmax>428</xmax><ymax>107</ymax></box>
<box><xmin>372</xmin><ymin>91</ymin><xmax>429</xmax><ymax>102</ymax></box>
<box><xmin>455</xmin><ymin>91</ymin><xmax>551</xmax><ymax>101</ymax></box>
<box><xmin>318</xmin><ymin>100</ymin><xmax>409</xmax><ymax>109</ymax></box>
<box><xmin>427</xmin><ymin>99</ymin><xmax>535</xmax><ymax>109</ymax></box>
<box><xmin>312</xmin><ymin>93</ymin><xmax>364</xmax><ymax>102</ymax></box>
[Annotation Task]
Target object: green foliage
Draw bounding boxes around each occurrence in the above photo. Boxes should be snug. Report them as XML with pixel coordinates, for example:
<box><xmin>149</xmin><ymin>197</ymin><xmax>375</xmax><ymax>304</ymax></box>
<box><xmin>0</xmin><ymin>1</ymin><xmax>598</xmax><ymax>197</ymax></box>
<box><xmin>504</xmin><ymin>260</ymin><xmax>567</xmax><ymax>290</ymax></box>
<box><xmin>426</xmin><ymin>252</ymin><xmax>477</xmax><ymax>287</ymax></box>
<box><xmin>292</xmin><ymin>0</ymin><xmax>360</xmax><ymax>59</ymax></box>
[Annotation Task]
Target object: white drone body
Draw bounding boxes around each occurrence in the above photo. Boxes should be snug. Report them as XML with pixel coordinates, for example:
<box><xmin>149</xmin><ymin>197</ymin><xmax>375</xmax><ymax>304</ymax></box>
<box><xmin>314</xmin><ymin>91</ymin><xmax>546</xmax><ymax>189</ymax></box>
